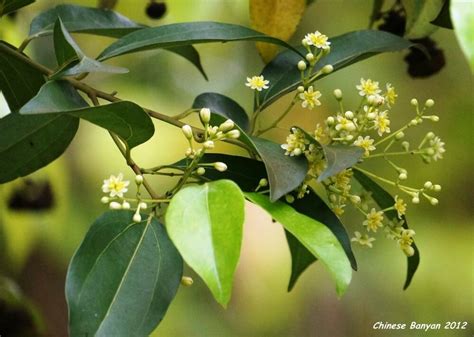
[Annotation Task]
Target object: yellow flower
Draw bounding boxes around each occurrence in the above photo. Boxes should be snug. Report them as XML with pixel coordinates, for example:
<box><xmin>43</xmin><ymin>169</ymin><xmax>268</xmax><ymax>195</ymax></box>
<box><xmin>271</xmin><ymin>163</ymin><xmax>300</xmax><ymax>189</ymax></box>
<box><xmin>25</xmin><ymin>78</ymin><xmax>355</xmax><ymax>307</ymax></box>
<box><xmin>303</xmin><ymin>31</ymin><xmax>331</xmax><ymax>49</ymax></box>
<box><xmin>332</xmin><ymin>204</ymin><xmax>345</xmax><ymax>217</ymax></box>
<box><xmin>299</xmin><ymin>86</ymin><xmax>322</xmax><ymax>109</ymax></box>
<box><xmin>363</xmin><ymin>208</ymin><xmax>384</xmax><ymax>232</ymax></box>
<box><xmin>351</xmin><ymin>231</ymin><xmax>376</xmax><ymax>248</ymax></box>
<box><xmin>245</xmin><ymin>75</ymin><xmax>269</xmax><ymax>91</ymax></box>
<box><xmin>429</xmin><ymin>136</ymin><xmax>446</xmax><ymax>161</ymax></box>
<box><xmin>102</xmin><ymin>173</ymin><xmax>129</xmax><ymax>198</ymax></box>
<box><xmin>356</xmin><ymin>78</ymin><xmax>381</xmax><ymax>97</ymax></box>
<box><xmin>313</xmin><ymin>123</ymin><xmax>329</xmax><ymax>143</ymax></box>
<box><xmin>374</xmin><ymin>111</ymin><xmax>391</xmax><ymax>136</ymax></box>
<box><xmin>281</xmin><ymin>128</ymin><xmax>308</xmax><ymax>156</ymax></box>
<box><xmin>394</xmin><ymin>195</ymin><xmax>407</xmax><ymax>218</ymax></box>
<box><xmin>398</xmin><ymin>229</ymin><xmax>415</xmax><ymax>256</ymax></box>
<box><xmin>385</xmin><ymin>83</ymin><xmax>397</xmax><ymax>106</ymax></box>
<box><xmin>353</xmin><ymin>135</ymin><xmax>376</xmax><ymax>156</ymax></box>
<box><xmin>335</xmin><ymin>115</ymin><xmax>356</xmax><ymax>132</ymax></box>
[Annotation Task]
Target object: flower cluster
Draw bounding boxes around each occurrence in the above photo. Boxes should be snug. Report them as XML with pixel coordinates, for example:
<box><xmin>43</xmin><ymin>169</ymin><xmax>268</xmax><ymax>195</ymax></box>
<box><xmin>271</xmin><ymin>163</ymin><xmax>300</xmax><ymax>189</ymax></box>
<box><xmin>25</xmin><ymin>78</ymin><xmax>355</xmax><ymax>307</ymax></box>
<box><xmin>281</xmin><ymin>77</ymin><xmax>445</xmax><ymax>256</ymax></box>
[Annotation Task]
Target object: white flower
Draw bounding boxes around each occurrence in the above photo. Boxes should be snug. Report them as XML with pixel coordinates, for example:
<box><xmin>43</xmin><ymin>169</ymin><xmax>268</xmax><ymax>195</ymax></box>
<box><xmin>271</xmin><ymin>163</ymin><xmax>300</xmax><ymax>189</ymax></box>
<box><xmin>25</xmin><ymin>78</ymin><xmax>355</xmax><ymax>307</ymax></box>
<box><xmin>281</xmin><ymin>129</ymin><xmax>308</xmax><ymax>156</ymax></box>
<box><xmin>351</xmin><ymin>231</ymin><xmax>376</xmax><ymax>248</ymax></box>
<box><xmin>356</xmin><ymin>78</ymin><xmax>381</xmax><ymax>97</ymax></box>
<box><xmin>245</xmin><ymin>75</ymin><xmax>269</xmax><ymax>91</ymax></box>
<box><xmin>303</xmin><ymin>31</ymin><xmax>331</xmax><ymax>49</ymax></box>
<box><xmin>335</xmin><ymin>115</ymin><xmax>356</xmax><ymax>132</ymax></box>
<box><xmin>299</xmin><ymin>86</ymin><xmax>322</xmax><ymax>110</ymax></box>
<box><xmin>429</xmin><ymin>136</ymin><xmax>445</xmax><ymax>161</ymax></box>
<box><xmin>353</xmin><ymin>136</ymin><xmax>376</xmax><ymax>156</ymax></box>
<box><xmin>102</xmin><ymin>173</ymin><xmax>129</xmax><ymax>198</ymax></box>
<box><xmin>374</xmin><ymin>111</ymin><xmax>391</xmax><ymax>136</ymax></box>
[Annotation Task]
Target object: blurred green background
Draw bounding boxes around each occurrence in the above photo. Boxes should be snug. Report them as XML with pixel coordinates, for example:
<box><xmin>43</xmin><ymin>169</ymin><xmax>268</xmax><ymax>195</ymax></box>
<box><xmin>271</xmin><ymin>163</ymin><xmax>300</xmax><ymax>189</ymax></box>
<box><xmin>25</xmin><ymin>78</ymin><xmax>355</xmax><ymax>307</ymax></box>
<box><xmin>0</xmin><ymin>1</ymin><xmax>472</xmax><ymax>336</ymax></box>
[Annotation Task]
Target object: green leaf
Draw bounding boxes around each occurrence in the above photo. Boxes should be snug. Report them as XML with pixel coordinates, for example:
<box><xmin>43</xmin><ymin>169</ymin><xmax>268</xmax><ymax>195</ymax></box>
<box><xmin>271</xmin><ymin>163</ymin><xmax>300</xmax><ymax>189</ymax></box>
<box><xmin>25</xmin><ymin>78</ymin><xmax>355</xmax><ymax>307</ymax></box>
<box><xmin>258</xmin><ymin>30</ymin><xmax>413</xmax><ymax>110</ymax></box>
<box><xmin>27</xmin><ymin>4</ymin><xmax>207</xmax><ymax>79</ymax></box>
<box><xmin>401</xmin><ymin>0</ymin><xmax>443</xmax><ymax>38</ymax></box>
<box><xmin>0</xmin><ymin>0</ymin><xmax>34</xmax><ymax>17</ymax></box>
<box><xmin>207</xmin><ymin>114</ymin><xmax>308</xmax><ymax>201</ymax></box>
<box><xmin>369</xmin><ymin>0</ymin><xmax>386</xmax><ymax>27</ymax></box>
<box><xmin>66</xmin><ymin>211</ymin><xmax>183</xmax><ymax>337</ymax></box>
<box><xmin>28</xmin><ymin>4</ymin><xmax>144</xmax><ymax>39</ymax></box>
<box><xmin>51</xmin><ymin>18</ymin><xmax>128</xmax><ymax>79</ymax></box>
<box><xmin>192</xmin><ymin>93</ymin><xmax>249</xmax><ymax>131</ymax></box>
<box><xmin>285</xmin><ymin>187</ymin><xmax>357</xmax><ymax>291</ymax></box>
<box><xmin>245</xmin><ymin>192</ymin><xmax>352</xmax><ymax>296</ymax></box>
<box><xmin>451</xmin><ymin>0</ymin><xmax>474</xmax><ymax>71</ymax></box>
<box><xmin>285</xmin><ymin>231</ymin><xmax>317</xmax><ymax>291</ymax></box>
<box><xmin>0</xmin><ymin>112</ymin><xmax>79</xmax><ymax>183</ymax></box>
<box><xmin>317</xmin><ymin>145</ymin><xmax>364</xmax><ymax>182</ymax></box>
<box><xmin>20</xmin><ymin>81</ymin><xmax>154</xmax><ymax>149</ymax></box>
<box><xmin>353</xmin><ymin>169</ymin><xmax>420</xmax><ymax>289</ymax></box>
<box><xmin>97</xmin><ymin>21</ymin><xmax>303</xmax><ymax>61</ymax></box>
<box><xmin>431</xmin><ymin>0</ymin><xmax>453</xmax><ymax>29</ymax></box>
<box><xmin>0</xmin><ymin>42</ymin><xmax>45</xmax><ymax>111</ymax></box>
<box><xmin>165</xmin><ymin>180</ymin><xmax>245</xmax><ymax>306</ymax></box>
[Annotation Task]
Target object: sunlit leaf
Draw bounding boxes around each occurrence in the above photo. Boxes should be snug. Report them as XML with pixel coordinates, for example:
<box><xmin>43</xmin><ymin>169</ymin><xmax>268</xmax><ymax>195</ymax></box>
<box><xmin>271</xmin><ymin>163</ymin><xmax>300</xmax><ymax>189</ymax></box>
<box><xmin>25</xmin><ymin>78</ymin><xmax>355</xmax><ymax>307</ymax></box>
<box><xmin>246</xmin><ymin>192</ymin><xmax>352</xmax><ymax>296</ymax></box>
<box><xmin>431</xmin><ymin>0</ymin><xmax>453</xmax><ymax>29</ymax></box>
<box><xmin>66</xmin><ymin>211</ymin><xmax>183</xmax><ymax>337</ymax></box>
<box><xmin>353</xmin><ymin>169</ymin><xmax>420</xmax><ymax>289</ymax></box>
<box><xmin>451</xmin><ymin>0</ymin><xmax>474</xmax><ymax>71</ymax></box>
<box><xmin>317</xmin><ymin>145</ymin><xmax>364</xmax><ymax>182</ymax></box>
<box><xmin>250</xmin><ymin>0</ymin><xmax>306</xmax><ymax>62</ymax></box>
<box><xmin>20</xmin><ymin>81</ymin><xmax>154</xmax><ymax>149</ymax></box>
<box><xmin>165</xmin><ymin>180</ymin><xmax>245</xmax><ymax>306</ymax></box>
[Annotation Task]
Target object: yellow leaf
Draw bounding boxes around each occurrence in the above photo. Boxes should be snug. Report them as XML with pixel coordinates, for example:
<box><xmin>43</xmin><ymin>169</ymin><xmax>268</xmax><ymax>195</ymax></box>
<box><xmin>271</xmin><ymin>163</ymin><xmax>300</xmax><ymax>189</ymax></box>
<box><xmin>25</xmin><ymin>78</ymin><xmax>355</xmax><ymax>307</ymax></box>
<box><xmin>250</xmin><ymin>0</ymin><xmax>306</xmax><ymax>63</ymax></box>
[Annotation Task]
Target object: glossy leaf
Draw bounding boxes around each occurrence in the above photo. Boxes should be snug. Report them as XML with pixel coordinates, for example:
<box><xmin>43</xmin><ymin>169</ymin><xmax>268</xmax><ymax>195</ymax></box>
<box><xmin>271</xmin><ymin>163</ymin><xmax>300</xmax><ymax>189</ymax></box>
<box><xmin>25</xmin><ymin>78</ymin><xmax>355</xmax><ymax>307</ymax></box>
<box><xmin>20</xmin><ymin>81</ymin><xmax>154</xmax><ymax>148</ymax></box>
<box><xmin>0</xmin><ymin>113</ymin><xmax>79</xmax><ymax>183</ymax></box>
<box><xmin>51</xmin><ymin>18</ymin><xmax>128</xmax><ymax>79</ymax></box>
<box><xmin>165</xmin><ymin>180</ymin><xmax>245</xmax><ymax>306</ymax></box>
<box><xmin>27</xmin><ymin>4</ymin><xmax>207</xmax><ymax>79</ymax></box>
<box><xmin>451</xmin><ymin>0</ymin><xmax>474</xmax><ymax>71</ymax></box>
<box><xmin>401</xmin><ymin>0</ymin><xmax>443</xmax><ymax>38</ymax></box>
<box><xmin>28</xmin><ymin>4</ymin><xmax>144</xmax><ymax>38</ymax></box>
<box><xmin>431</xmin><ymin>0</ymin><xmax>453</xmax><ymax>29</ymax></box>
<box><xmin>369</xmin><ymin>0</ymin><xmax>386</xmax><ymax>27</ymax></box>
<box><xmin>0</xmin><ymin>0</ymin><xmax>34</xmax><ymax>17</ymax></box>
<box><xmin>246</xmin><ymin>192</ymin><xmax>352</xmax><ymax>296</ymax></box>
<box><xmin>353</xmin><ymin>169</ymin><xmax>420</xmax><ymax>289</ymax></box>
<box><xmin>258</xmin><ymin>30</ymin><xmax>413</xmax><ymax>110</ymax></box>
<box><xmin>66</xmin><ymin>211</ymin><xmax>183</xmax><ymax>337</ymax></box>
<box><xmin>249</xmin><ymin>0</ymin><xmax>306</xmax><ymax>62</ymax></box>
<box><xmin>286</xmin><ymin>187</ymin><xmax>357</xmax><ymax>291</ymax></box>
<box><xmin>208</xmin><ymin>114</ymin><xmax>308</xmax><ymax>201</ymax></box>
<box><xmin>285</xmin><ymin>231</ymin><xmax>317</xmax><ymax>291</ymax></box>
<box><xmin>192</xmin><ymin>93</ymin><xmax>249</xmax><ymax>131</ymax></box>
<box><xmin>0</xmin><ymin>42</ymin><xmax>45</xmax><ymax>111</ymax></box>
<box><xmin>97</xmin><ymin>21</ymin><xmax>302</xmax><ymax>61</ymax></box>
<box><xmin>317</xmin><ymin>145</ymin><xmax>364</xmax><ymax>182</ymax></box>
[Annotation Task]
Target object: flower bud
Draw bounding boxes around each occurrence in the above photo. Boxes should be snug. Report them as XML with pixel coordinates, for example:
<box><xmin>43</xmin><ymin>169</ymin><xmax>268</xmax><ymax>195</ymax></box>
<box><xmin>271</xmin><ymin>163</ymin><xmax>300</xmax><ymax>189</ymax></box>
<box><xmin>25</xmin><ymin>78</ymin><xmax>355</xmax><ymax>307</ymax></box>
<box><xmin>402</xmin><ymin>141</ymin><xmax>410</xmax><ymax>151</ymax></box>
<box><xmin>410</xmin><ymin>98</ymin><xmax>418</xmax><ymax>106</ymax></box>
<box><xmin>139</xmin><ymin>202</ymin><xmax>147</xmax><ymax>209</ymax></box>
<box><xmin>297</xmin><ymin>60</ymin><xmax>307</xmax><ymax>71</ymax></box>
<box><xmin>409</xmin><ymin>119</ymin><xmax>418</xmax><ymax>126</ymax></box>
<box><xmin>321</xmin><ymin>64</ymin><xmax>333</xmax><ymax>74</ymax></box>
<box><xmin>285</xmin><ymin>194</ymin><xmax>295</xmax><ymax>204</ymax></box>
<box><xmin>395</xmin><ymin>132</ymin><xmax>405</xmax><ymax>140</ymax></box>
<box><xmin>199</xmin><ymin>108</ymin><xmax>211</xmax><ymax>124</ymax></box>
<box><xmin>433</xmin><ymin>184</ymin><xmax>442</xmax><ymax>192</ymax></box>
<box><xmin>101</xmin><ymin>196</ymin><xmax>110</xmax><ymax>204</ymax></box>
<box><xmin>333</xmin><ymin>89</ymin><xmax>342</xmax><ymax>100</ymax></box>
<box><xmin>196</xmin><ymin>167</ymin><xmax>206</xmax><ymax>175</ymax></box>
<box><xmin>326</xmin><ymin>116</ymin><xmax>335</xmax><ymax>125</ymax></box>
<box><xmin>133</xmin><ymin>212</ymin><xmax>142</xmax><ymax>223</ymax></box>
<box><xmin>122</xmin><ymin>201</ymin><xmax>131</xmax><ymax>209</ymax></box>
<box><xmin>135</xmin><ymin>175</ymin><xmax>144</xmax><ymax>185</ymax></box>
<box><xmin>109</xmin><ymin>201</ymin><xmax>122</xmax><ymax>210</ymax></box>
<box><xmin>350</xmin><ymin>195</ymin><xmax>361</xmax><ymax>204</ymax></box>
<box><xmin>398</xmin><ymin>172</ymin><xmax>407</xmax><ymax>180</ymax></box>
<box><xmin>293</xmin><ymin>148</ymin><xmax>302</xmax><ymax>156</ymax></box>
<box><xmin>430</xmin><ymin>197</ymin><xmax>439</xmax><ymax>206</ymax></box>
<box><xmin>344</xmin><ymin>110</ymin><xmax>354</xmax><ymax>119</ymax></box>
<box><xmin>203</xmin><ymin>140</ymin><xmax>215</xmax><ymax>149</ymax></box>
<box><xmin>218</xmin><ymin>119</ymin><xmax>235</xmax><ymax>132</ymax></box>
<box><xmin>346</xmin><ymin>122</ymin><xmax>356</xmax><ymax>132</ymax></box>
<box><xmin>367</xmin><ymin>96</ymin><xmax>376</xmax><ymax>105</ymax></box>
<box><xmin>181</xmin><ymin>124</ymin><xmax>193</xmax><ymax>139</ymax></box>
<box><xmin>424</xmin><ymin>181</ymin><xmax>433</xmax><ymax>189</ymax></box>
<box><xmin>185</xmin><ymin>148</ymin><xmax>194</xmax><ymax>158</ymax></box>
<box><xmin>429</xmin><ymin>115</ymin><xmax>439</xmax><ymax>122</ymax></box>
<box><xmin>297</xmin><ymin>85</ymin><xmax>305</xmax><ymax>92</ymax></box>
<box><xmin>213</xmin><ymin>162</ymin><xmax>227</xmax><ymax>172</ymax></box>
<box><xmin>411</xmin><ymin>196</ymin><xmax>420</xmax><ymax>204</ymax></box>
<box><xmin>425</xmin><ymin>99</ymin><xmax>435</xmax><ymax>107</ymax></box>
<box><xmin>259</xmin><ymin>178</ymin><xmax>268</xmax><ymax>187</ymax></box>
<box><xmin>345</xmin><ymin>135</ymin><xmax>354</xmax><ymax>141</ymax></box>
<box><xmin>181</xmin><ymin>276</ymin><xmax>194</xmax><ymax>286</ymax></box>
<box><xmin>403</xmin><ymin>246</ymin><xmax>415</xmax><ymax>257</ymax></box>
<box><xmin>329</xmin><ymin>194</ymin><xmax>337</xmax><ymax>203</ymax></box>
<box><xmin>226</xmin><ymin>129</ymin><xmax>241</xmax><ymax>139</ymax></box>
<box><xmin>367</xmin><ymin>112</ymin><xmax>377</xmax><ymax>120</ymax></box>
<box><xmin>305</xmin><ymin>53</ymin><xmax>314</xmax><ymax>62</ymax></box>
<box><xmin>426</xmin><ymin>132</ymin><xmax>435</xmax><ymax>139</ymax></box>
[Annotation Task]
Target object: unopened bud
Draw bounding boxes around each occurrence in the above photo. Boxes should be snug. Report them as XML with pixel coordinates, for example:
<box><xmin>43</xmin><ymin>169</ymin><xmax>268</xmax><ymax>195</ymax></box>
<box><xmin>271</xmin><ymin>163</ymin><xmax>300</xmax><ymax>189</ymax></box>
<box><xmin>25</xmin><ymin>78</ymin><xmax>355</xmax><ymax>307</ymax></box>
<box><xmin>109</xmin><ymin>201</ymin><xmax>122</xmax><ymax>210</ymax></box>
<box><xmin>297</xmin><ymin>60</ymin><xmax>307</xmax><ymax>71</ymax></box>
<box><xmin>133</xmin><ymin>212</ymin><xmax>142</xmax><ymax>223</ymax></box>
<box><xmin>285</xmin><ymin>194</ymin><xmax>295</xmax><ymax>204</ymax></box>
<box><xmin>196</xmin><ymin>167</ymin><xmax>206</xmax><ymax>175</ymax></box>
<box><xmin>101</xmin><ymin>196</ymin><xmax>110</xmax><ymax>204</ymax></box>
<box><xmin>139</xmin><ymin>202</ymin><xmax>147</xmax><ymax>209</ymax></box>
<box><xmin>367</xmin><ymin>112</ymin><xmax>377</xmax><ymax>120</ymax></box>
<box><xmin>181</xmin><ymin>124</ymin><xmax>193</xmax><ymax>139</ymax></box>
<box><xmin>181</xmin><ymin>276</ymin><xmax>194</xmax><ymax>286</ymax></box>
<box><xmin>293</xmin><ymin>148</ymin><xmax>302</xmax><ymax>156</ymax></box>
<box><xmin>344</xmin><ymin>110</ymin><xmax>354</xmax><ymax>119</ymax></box>
<box><xmin>429</xmin><ymin>115</ymin><xmax>439</xmax><ymax>122</ymax></box>
<box><xmin>333</xmin><ymin>89</ymin><xmax>342</xmax><ymax>100</ymax></box>
<box><xmin>402</xmin><ymin>141</ymin><xmax>410</xmax><ymax>151</ymax></box>
<box><xmin>433</xmin><ymin>184</ymin><xmax>441</xmax><ymax>192</ymax></box>
<box><xmin>395</xmin><ymin>132</ymin><xmax>405</xmax><ymax>140</ymax></box>
<box><xmin>429</xmin><ymin>197</ymin><xmax>439</xmax><ymax>205</ymax></box>
<box><xmin>305</xmin><ymin>53</ymin><xmax>314</xmax><ymax>62</ymax></box>
<box><xmin>226</xmin><ymin>129</ymin><xmax>241</xmax><ymax>139</ymax></box>
<box><xmin>424</xmin><ymin>181</ymin><xmax>433</xmax><ymax>189</ymax></box>
<box><xmin>218</xmin><ymin>119</ymin><xmax>235</xmax><ymax>132</ymax></box>
<box><xmin>321</xmin><ymin>64</ymin><xmax>333</xmax><ymax>74</ymax></box>
<box><xmin>410</xmin><ymin>98</ymin><xmax>418</xmax><ymax>106</ymax></box>
<box><xmin>409</xmin><ymin>119</ymin><xmax>418</xmax><ymax>126</ymax></box>
<box><xmin>350</xmin><ymin>195</ymin><xmax>361</xmax><ymax>204</ymax></box>
<box><xmin>425</xmin><ymin>99</ymin><xmax>435</xmax><ymax>107</ymax></box>
<box><xmin>411</xmin><ymin>196</ymin><xmax>420</xmax><ymax>204</ymax></box>
<box><xmin>203</xmin><ymin>140</ymin><xmax>215</xmax><ymax>149</ymax></box>
<box><xmin>135</xmin><ymin>175</ymin><xmax>144</xmax><ymax>185</ymax></box>
<box><xmin>426</xmin><ymin>132</ymin><xmax>435</xmax><ymax>139</ymax></box>
<box><xmin>214</xmin><ymin>162</ymin><xmax>227</xmax><ymax>172</ymax></box>
<box><xmin>200</xmin><ymin>108</ymin><xmax>211</xmax><ymax>124</ymax></box>
<box><xmin>122</xmin><ymin>201</ymin><xmax>131</xmax><ymax>210</ymax></box>
<box><xmin>297</xmin><ymin>85</ymin><xmax>305</xmax><ymax>92</ymax></box>
<box><xmin>398</xmin><ymin>172</ymin><xmax>407</xmax><ymax>180</ymax></box>
<box><xmin>259</xmin><ymin>178</ymin><xmax>268</xmax><ymax>187</ymax></box>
